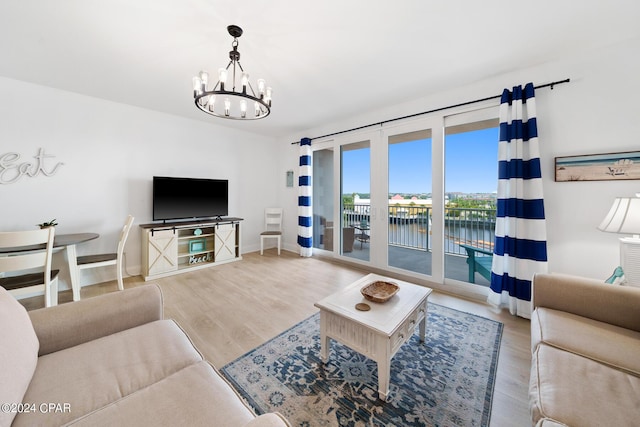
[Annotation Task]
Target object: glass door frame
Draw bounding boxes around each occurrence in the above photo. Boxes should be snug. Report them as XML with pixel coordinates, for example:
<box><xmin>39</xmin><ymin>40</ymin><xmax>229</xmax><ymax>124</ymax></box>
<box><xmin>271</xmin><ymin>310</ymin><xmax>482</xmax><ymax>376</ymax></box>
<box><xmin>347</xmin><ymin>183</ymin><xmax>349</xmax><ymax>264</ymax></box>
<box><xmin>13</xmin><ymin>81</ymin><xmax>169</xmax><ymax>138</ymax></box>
<box><xmin>310</xmin><ymin>140</ymin><xmax>335</xmax><ymax>254</ymax></box>
<box><xmin>335</xmin><ymin>134</ymin><xmax>375</xmax><ymax>265</ymax></box>
<box><xmin>380</xmin><ymin>119</ymin><xmax>444</xmax><ymax>281</ymax></box>
<box><xmin>442</xmin><ymin>105</ymin><xmax>500</xmax><ymax>292</ymax></box>
<box><xmin>309</xmin><ymin>139</ymin><xmax>335</xmax><ymax>255</ymax></box>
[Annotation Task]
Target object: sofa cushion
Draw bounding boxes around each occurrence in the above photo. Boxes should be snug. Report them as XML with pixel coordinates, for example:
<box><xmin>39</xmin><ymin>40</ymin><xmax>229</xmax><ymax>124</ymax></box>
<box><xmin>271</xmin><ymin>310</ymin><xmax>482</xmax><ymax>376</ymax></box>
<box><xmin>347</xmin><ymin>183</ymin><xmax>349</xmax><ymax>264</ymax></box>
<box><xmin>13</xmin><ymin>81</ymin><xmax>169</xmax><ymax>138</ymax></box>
<box><xmin>66</xmin><ymin>361</ymin><xmax>256</xmax><ymax>427</ymax></box>
<box><xmin>531</xmin><ymin>307</ymin><xmax>640</xmax><ymax>376</ymax></box>
<box><xmin>530</xmin><ymin>343</ymin><xmax>640</xmax><ymax>426</ymax></box>
<box><xmin>12</xmin><ymin>319</ymin><xmax>203</xmax><ymax>427</ymax></box>
<box><xmin>0</xmin><ymin>287</ymin><xmax>39</xmax><ymax>427</ymax></box>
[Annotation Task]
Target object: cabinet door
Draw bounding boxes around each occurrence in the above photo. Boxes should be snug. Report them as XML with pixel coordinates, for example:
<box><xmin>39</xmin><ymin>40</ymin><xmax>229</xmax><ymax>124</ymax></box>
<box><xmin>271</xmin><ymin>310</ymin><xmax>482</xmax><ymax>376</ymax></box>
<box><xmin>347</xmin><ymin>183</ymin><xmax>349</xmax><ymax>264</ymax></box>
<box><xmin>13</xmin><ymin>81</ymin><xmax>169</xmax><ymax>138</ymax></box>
<box><xmin>148</xmin><ymin>229</ymin><xmax>178</xmax><ymax>275</ymax></box>
<box><xmin>214</xmin><ymin>224</ymin><xmax>236</xmax><ymax>262</ymax></box>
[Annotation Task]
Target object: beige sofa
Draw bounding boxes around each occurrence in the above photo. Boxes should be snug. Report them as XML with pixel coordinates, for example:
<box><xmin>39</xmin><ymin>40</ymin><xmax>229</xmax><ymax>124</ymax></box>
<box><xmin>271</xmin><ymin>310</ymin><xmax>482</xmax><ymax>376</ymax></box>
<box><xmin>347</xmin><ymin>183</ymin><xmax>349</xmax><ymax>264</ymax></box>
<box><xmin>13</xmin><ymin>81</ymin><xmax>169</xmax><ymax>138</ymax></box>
<box><xmin>530</xmin><ymin>273</ymin><xmax>640</xmax><ymax>426</ymax></box>
<box><xmin>0</xmin><ymin>284</ymin><xmax>290</xmax><ymax>427</ymax></box>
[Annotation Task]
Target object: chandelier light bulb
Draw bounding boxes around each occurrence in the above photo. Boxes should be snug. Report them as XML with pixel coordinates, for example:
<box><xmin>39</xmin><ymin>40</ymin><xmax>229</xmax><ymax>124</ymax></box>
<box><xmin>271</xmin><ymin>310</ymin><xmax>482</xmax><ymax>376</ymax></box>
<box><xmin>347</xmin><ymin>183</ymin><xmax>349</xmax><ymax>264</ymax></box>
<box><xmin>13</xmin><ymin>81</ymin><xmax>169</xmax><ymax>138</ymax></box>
<box><xmin>218</xmin><ymin>68</ymin><xmax>228</xmax><ymax>90</ymax></box>
<box><xmin>265</xmin><ymin>87</ymin><xmax>272</xmax><ymax>106</ymax></box>
<box><xmin>240</xmin><ymin>100</ymin><xmax>247</xmax><ymax>118</ymax></box>
<box><xmin>199</xmin><ymin>71</ymin><xmax>209</xmax><ymax>87</ymax></box>
<box><xmin>193</xmin><ymin>25</ymin><xmax>271</xmax><ymax>120</ymax></box>
<box><xmin>257</xmin><ymin>79</ymin><xmax>266</xmax><ymax>97</ymax></box>
<box><xmin>192</xmin><ymin>76</ymin><xmax>202</xmax><ymax>97</ymax></box>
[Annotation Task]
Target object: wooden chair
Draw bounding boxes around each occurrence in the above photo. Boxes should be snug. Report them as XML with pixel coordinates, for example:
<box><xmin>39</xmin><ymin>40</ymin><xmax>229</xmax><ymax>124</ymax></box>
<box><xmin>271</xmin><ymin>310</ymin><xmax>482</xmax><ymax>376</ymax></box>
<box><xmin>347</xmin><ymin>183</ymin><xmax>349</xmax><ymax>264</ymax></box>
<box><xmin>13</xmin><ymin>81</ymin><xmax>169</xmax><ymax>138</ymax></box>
<box><xmin>459</xmin><ymin>244</ymin><xmax>493</xmax><ymax>283</ymax></box>
<box><xmin>260</xmin><ymin>208</ymin><xmax>283</xmax><ymax>255</ymax></box>
<box><xmin>77</xmin><ymin>215</ymin><xmax>134</xmax><ymax>291</ymax></box>
<box><xmin>0</xmin><ymin>227</ymin><xmax>59</xmax><ymax>307</ymax></box>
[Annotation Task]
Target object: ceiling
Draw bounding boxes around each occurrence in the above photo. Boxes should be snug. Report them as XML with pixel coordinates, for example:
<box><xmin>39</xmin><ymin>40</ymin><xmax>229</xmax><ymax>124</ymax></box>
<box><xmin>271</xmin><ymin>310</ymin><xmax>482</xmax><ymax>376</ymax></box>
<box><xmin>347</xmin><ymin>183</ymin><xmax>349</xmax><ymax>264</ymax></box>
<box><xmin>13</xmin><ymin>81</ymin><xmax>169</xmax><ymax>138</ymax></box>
<box><xmin>1</xmin><ymin>1</ymin><xmax>638</xmax><ymax>139</ymax></box>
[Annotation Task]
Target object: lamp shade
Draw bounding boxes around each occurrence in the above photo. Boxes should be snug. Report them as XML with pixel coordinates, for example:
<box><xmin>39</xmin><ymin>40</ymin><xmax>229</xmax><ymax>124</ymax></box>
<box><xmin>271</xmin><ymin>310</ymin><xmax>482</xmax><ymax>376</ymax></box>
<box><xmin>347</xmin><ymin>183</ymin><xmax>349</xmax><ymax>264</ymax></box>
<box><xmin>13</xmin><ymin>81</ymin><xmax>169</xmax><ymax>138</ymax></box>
<box><xmin>598</xmin><ymin>196</ymin><xmax>640</xmax><ymax>235</ymax></box>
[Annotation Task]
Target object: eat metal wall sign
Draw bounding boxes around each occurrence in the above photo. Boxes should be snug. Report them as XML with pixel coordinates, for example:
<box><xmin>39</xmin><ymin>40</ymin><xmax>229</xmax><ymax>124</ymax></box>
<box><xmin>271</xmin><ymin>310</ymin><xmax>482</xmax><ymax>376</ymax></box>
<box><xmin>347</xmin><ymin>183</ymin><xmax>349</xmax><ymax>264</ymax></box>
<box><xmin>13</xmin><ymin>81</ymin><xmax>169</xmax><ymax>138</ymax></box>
<box><xmin>0</xmin><ymin>148</ymin><xmax>64</xmax><ymax>184</ymax></box>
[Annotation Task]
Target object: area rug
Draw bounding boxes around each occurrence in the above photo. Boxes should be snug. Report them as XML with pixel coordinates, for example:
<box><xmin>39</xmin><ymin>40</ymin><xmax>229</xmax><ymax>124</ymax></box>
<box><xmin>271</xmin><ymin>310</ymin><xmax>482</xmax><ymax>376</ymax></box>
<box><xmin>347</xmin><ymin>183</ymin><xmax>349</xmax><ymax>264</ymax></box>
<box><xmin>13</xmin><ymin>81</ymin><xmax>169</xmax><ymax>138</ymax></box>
<box><xmin>221</xmin><ymin>304</ymin><xmax>503</xmax><ymax>427</ymax></box>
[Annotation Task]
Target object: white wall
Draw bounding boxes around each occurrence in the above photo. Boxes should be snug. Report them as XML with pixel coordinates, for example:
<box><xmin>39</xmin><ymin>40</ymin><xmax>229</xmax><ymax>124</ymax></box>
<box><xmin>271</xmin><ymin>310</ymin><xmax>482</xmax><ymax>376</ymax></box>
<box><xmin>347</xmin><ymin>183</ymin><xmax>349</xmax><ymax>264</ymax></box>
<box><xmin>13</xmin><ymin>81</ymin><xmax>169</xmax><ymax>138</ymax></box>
<box><xmin>1</xmin><ymin>76</ymin><xmax>280</xmax><ymax>289</ymax></box>
<box><xmin>3</xmin><ymin>36</ymin><xmax>638</xmax><ymax>291</ymax></box>
<box><xmin>278</xmin><ymin>37</ymin><xmax>640</xmax><ymax>281</ymax></box>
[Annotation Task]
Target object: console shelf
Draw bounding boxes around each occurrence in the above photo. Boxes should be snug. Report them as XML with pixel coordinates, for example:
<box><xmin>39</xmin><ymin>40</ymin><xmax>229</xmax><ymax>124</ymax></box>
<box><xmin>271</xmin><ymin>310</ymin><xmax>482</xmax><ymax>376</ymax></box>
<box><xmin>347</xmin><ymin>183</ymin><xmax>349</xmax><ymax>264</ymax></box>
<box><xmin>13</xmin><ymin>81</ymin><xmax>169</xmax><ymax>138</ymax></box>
<box><xmin>139</xmin><ymin>218</ymin><xmax>243</xmax><ymax>281</ymax></box>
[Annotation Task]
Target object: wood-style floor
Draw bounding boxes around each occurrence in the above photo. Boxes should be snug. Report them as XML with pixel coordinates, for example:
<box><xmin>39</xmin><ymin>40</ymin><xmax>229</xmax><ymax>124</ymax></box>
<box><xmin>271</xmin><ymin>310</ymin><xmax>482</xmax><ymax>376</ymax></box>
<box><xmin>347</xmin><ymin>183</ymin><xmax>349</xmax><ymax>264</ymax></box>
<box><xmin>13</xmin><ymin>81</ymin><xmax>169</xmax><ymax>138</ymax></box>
<box><xmin>19</xmin><ymin>251</ymin><xmax>531</xmax><ymax>427</ymax></box>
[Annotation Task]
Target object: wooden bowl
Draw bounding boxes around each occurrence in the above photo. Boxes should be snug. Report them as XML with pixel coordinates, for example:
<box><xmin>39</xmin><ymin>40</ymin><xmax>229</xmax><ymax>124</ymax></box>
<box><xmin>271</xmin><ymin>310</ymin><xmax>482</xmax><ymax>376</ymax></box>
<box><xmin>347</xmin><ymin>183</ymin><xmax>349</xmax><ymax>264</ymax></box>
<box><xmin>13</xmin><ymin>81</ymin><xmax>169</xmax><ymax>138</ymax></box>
<box><xmin>360</xmin><ymin>281</ymin><xmax>399</xmax><ymax>303</ymax></box>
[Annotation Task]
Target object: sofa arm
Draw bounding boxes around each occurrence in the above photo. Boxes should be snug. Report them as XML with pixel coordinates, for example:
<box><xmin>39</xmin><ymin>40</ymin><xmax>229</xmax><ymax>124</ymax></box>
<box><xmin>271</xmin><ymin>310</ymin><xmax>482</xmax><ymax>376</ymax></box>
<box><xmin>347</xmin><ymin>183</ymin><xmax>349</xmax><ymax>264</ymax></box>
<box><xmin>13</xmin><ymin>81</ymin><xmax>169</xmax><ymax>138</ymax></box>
<box><xmin>29</xmin><ymin>284</ymin><xmax>164</xmax><ymax>356</ymax></box>
<box><xmin>532</xmin><ymin>273</ymin><xmax>640</xmax><ymax>332</ymax></box>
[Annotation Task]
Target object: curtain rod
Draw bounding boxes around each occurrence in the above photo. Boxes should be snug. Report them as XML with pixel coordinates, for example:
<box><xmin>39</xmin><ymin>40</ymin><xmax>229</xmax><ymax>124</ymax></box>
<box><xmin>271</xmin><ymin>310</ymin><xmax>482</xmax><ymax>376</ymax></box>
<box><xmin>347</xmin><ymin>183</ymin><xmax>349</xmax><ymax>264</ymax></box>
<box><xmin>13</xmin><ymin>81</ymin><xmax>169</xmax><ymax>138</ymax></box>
<box><xmin>291</xmin><ymin>78</ymin><xmax>570</xmax><ymax>145</ymax></box>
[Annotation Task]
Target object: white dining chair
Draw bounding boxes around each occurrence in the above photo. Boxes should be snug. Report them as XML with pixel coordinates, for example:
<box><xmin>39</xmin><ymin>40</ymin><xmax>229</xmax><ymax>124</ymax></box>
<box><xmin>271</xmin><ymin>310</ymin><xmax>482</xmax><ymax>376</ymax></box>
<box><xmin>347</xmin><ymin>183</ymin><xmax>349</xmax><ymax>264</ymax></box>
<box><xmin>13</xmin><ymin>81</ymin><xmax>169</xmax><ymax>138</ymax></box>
<box><xmin>260</xmin><ymin>208</ymin><xmax>283</xmax><ymax>255</ymax></box>
<box><xmin>76</xmin><ymin>215</ymin><xmax>134</xmax><ymax>291</ymax></box>
<box><xmin>0</xmin><ymin>227</ymin><xmax>59</xmax><ymax>307</ymax></box>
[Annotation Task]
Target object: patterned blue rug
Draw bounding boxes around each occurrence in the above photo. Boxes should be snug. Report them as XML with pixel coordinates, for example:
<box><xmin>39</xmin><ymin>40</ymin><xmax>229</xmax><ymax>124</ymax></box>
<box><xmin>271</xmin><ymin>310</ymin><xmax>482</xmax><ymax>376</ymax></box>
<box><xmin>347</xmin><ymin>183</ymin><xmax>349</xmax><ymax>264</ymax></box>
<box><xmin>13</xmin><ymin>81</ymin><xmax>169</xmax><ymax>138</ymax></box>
<box><xmin>221</xmin><ymin>304</ymin><xmax>503</xmax><ymax>427</ymax></box>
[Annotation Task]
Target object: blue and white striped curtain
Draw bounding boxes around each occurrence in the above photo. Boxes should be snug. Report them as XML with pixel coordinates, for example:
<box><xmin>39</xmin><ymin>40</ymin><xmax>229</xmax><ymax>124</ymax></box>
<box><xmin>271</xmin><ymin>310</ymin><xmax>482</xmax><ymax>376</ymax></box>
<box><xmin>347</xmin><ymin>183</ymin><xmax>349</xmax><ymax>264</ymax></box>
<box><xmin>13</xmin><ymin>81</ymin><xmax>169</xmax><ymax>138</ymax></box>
<box><xmin>488</xmin><ymin>83</ymin><xmax>548</xmax><ymax>319</ymax></box>
<box><xmin>297</xmin><ymin>138</ymin><xmax>313</xmax><ymax>257</ymax></box>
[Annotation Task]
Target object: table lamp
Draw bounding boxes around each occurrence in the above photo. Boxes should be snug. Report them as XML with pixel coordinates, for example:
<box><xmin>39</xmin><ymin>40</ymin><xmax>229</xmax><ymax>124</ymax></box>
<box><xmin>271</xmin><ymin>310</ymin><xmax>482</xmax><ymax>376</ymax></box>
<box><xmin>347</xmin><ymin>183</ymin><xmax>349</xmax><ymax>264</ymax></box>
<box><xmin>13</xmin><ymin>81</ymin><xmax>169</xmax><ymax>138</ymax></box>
<box><xmin>598</xmin><ymin>194</ymin><xmax>640</xmax><ymax>286</ymax></box>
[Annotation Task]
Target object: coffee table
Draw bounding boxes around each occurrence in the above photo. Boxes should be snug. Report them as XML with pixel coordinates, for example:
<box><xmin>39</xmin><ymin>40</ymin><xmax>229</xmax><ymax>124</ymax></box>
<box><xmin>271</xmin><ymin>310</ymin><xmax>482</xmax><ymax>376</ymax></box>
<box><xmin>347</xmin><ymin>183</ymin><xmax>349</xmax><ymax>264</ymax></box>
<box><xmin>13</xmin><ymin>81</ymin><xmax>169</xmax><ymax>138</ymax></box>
<box><xmin>314</xmin><ymin>273</ymin><xmax>432</xmax><ymax>401</ymax></box>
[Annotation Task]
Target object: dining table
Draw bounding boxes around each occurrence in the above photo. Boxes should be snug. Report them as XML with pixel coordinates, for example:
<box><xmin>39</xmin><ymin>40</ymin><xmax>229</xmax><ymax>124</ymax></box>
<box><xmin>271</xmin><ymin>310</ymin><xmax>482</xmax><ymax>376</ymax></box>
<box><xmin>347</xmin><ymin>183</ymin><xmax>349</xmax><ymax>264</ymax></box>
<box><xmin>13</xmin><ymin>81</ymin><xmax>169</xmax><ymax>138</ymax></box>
<box><xmin>0</xmin><ymin>232</ymin><xmax>99</xmax><ymax>301</ymax></box>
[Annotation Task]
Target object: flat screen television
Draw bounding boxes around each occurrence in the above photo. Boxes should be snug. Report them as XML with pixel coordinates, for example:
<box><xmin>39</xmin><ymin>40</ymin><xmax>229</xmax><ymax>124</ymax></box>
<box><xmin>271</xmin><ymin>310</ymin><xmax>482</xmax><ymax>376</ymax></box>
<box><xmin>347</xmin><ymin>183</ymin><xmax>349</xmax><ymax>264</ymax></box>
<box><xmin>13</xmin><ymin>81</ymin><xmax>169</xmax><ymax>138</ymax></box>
<box><xmin>153</xmin><ymin>176</ymin><xmax>228</xmax><ymax>222</ymax></box>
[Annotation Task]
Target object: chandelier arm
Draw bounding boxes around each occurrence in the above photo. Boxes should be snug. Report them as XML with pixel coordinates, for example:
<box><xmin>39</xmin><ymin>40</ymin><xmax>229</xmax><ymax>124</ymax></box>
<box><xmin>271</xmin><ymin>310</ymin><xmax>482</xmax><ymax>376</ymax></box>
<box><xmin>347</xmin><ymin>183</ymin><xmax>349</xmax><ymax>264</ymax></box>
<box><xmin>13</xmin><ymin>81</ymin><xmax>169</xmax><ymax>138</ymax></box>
<box><xmin>232</xmin><ymin>59</ymin><xmax>237</xmax><ymax>93</ymax></box>
<box><xmin>236</xmin><ymin>61</ymin><xmax>246</xmax><ymax>94</ymax></box>
<box><xmin>245</xmin><ymin>81</ymin><xmax>259</xmax><ymax>98</ymax></box>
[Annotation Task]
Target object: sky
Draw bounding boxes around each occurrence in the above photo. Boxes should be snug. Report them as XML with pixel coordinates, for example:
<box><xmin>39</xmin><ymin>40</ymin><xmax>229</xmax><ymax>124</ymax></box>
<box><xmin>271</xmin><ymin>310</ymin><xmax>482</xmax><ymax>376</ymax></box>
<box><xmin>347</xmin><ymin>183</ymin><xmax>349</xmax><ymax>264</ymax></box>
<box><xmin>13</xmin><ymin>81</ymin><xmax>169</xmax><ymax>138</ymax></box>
<box><xmin>342</xmin><ymin>127</ymin><xmax>499</xmax><ymax>194</ymax></box>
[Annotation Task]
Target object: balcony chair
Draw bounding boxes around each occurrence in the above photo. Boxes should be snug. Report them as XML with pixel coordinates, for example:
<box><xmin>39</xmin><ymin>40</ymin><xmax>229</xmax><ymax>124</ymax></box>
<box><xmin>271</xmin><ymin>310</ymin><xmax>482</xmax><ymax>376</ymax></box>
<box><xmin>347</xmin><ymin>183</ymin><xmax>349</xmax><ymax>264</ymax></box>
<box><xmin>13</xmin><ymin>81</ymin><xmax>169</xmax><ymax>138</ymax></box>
<box><xmin>0</xmin><ymin>227</ymin><xmax>59</xmax><ymax>307</ymax></box>
<box><xmin>343</xmin><ymin>227</ymin><xmax>356</xmax><ymax>253</ymax></box>
<box><xmin>354</xmin><ymin>220</ymin><xmax>370</xmax><ymax>249</ymax></box>
<box><xmin>323</xmin><ymin>222</ymin><xmax>355</xmax><ymax>253</ymax></box>
<box><xmin>76</xmin><ymin>215</ymin><xmax>134</xmax><ymax>291</ymax></box>
<box><xmin>459</xmin><ymin>243</ymin><xmax>493</xmax><ymax>284</ymax></box>
<box><xmin>260</xmin><ymin>208</ymin><xmax>283</xmax><ymax>255</ymax></box>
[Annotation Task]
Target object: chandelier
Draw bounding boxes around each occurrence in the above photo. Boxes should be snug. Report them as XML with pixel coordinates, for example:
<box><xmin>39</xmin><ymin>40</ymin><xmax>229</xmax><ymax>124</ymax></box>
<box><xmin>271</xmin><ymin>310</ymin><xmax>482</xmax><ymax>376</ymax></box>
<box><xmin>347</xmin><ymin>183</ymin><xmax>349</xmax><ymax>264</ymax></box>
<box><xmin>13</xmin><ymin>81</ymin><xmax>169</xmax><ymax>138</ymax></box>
<box><xmin>193</xmin><ymin>25</ymin><xmax>271</xmax><ymax>120</ymax></box>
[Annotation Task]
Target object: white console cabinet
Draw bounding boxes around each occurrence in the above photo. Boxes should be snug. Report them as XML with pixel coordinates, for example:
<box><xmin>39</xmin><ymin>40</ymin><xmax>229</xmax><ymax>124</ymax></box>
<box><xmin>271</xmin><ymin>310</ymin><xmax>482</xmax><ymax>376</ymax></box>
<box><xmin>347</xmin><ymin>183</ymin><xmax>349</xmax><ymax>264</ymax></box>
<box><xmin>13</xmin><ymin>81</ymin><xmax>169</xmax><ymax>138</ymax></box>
<box><xmin>140</xmin><ymin>218</ymin><xmax>242</xmax><ymax>281</ymax></box>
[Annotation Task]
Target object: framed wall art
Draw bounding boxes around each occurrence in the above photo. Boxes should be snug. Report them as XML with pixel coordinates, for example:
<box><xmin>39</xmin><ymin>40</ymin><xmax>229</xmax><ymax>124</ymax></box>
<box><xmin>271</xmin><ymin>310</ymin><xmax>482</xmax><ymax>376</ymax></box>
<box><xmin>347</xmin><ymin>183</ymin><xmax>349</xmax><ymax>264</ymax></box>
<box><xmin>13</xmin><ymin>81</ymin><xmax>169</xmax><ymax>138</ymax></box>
<box><xmin>555</xmin><ymin>150</ymin><xmax>640</xmax><ymax>182</ymax></box>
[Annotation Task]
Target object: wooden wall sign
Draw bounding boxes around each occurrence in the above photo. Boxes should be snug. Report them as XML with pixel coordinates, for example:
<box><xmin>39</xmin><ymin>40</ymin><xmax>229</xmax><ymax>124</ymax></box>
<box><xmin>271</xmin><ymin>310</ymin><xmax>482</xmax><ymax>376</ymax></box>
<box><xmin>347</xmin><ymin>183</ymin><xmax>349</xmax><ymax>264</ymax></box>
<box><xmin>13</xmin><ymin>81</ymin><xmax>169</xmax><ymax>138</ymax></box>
<box><xmin>0</xmin><ymin>148</ymin><xmax>64</xmax><ymax>184</ymax></box>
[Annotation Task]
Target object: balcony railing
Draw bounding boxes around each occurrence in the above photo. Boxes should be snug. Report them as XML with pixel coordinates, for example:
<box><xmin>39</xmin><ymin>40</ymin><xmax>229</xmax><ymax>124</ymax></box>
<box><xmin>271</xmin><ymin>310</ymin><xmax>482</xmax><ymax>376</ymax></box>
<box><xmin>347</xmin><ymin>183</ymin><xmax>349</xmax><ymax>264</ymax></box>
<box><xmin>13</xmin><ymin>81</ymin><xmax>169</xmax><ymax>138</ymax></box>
<box><xmin>343</xmin><ymin>203</ymin><xmax>496</xmax><ymax>255</ymax></box>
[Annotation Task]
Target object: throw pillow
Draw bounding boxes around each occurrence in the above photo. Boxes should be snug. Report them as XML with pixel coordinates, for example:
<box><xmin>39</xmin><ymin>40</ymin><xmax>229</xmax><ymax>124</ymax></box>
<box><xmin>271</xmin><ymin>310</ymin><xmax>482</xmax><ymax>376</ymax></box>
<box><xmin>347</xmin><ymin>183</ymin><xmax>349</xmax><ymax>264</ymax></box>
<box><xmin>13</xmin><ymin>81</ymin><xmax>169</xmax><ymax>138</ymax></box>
<box><xmin>0</xmin><ymin>287</ymin><xmax>40</xmax><ymax>427</ymax></box>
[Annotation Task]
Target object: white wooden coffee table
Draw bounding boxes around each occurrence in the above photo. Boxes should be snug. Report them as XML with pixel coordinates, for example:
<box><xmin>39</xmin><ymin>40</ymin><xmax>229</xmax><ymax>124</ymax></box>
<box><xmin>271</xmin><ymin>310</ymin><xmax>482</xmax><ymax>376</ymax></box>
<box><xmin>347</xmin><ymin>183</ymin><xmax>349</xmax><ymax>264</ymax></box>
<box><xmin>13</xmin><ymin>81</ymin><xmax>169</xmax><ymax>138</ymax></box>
<box><xmin>314</xmin><ymin>273</ymin><xmax>432</xmax><ymax>401</ymax></box>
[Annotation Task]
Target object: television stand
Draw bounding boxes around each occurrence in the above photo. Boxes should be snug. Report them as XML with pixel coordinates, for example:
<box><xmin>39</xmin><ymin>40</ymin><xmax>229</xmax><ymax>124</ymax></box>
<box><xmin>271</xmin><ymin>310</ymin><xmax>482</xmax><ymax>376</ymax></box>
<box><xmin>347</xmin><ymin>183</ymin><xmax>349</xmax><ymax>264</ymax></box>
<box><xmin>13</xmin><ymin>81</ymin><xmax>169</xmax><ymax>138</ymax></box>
<box><xmin>139</xmin><ymin>217</ymin><xmax>243</xmax><ymax>281</ymax></box>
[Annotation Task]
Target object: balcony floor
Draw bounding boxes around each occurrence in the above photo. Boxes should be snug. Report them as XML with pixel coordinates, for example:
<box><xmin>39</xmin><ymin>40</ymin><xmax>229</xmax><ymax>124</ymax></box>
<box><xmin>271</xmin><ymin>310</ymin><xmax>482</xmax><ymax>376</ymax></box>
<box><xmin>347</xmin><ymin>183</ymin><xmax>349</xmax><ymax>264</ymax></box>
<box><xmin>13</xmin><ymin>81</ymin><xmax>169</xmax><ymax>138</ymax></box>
<box><xmin>340</xmin><ymin>244</ymin><xmax>491</xmax><ymax>287</ymax></box>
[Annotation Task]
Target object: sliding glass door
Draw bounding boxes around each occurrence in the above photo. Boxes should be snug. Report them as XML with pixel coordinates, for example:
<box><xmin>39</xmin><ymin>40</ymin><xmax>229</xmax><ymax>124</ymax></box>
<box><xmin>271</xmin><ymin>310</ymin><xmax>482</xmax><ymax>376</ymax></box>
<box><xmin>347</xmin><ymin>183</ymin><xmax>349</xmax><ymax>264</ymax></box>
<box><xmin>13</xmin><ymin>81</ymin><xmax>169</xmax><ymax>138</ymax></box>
<box><xmin>312</xmin><ymin>147</ymin><xmax>334</xmax><ymax>251</ymax></box>
<box><xmin>444</xmin><ymin>114</ymin><xmax>499</xmax><ymax>287</ymax></box>
<box><xmin>341</xmin><ymin>140</ymin><xmax>370</xmax><ymax>261</ymax></box>
<box><xmin>387</xmin><ymin>130</ymin><xmax>432</xmax><ymax>275</ymax></box>
<box><xmin>310</xmin><ymin>105</ymin><xmax>501</xmax><ymax>296</ymax></box>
